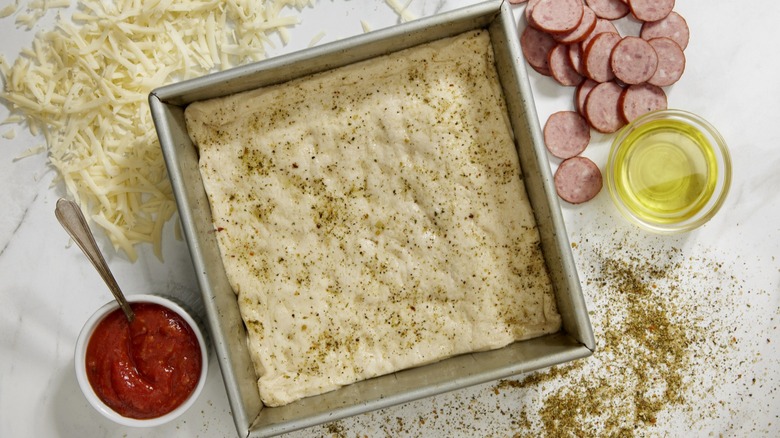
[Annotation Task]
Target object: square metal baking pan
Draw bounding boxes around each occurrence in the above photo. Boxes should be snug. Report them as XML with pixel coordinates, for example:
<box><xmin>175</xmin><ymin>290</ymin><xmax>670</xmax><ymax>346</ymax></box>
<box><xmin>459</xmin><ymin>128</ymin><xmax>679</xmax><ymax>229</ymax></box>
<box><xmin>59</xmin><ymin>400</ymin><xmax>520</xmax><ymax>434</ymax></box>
<box><xmin>150</xmin><ymin>1</ymin><xmax>595</xmax><ymax>436</ymax></box>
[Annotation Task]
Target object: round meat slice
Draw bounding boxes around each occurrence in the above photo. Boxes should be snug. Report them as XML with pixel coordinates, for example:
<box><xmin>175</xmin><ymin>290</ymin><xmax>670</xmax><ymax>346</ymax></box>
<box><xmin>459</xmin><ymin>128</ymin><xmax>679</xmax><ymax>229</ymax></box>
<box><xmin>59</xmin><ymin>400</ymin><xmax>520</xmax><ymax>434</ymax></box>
<box><xmin>575</xmin><ymin>79</ymin><xmax>599</xmax><ymax>115</ymax></box>
<box><xmin>525</xmin><ymin>0</ymin><xmax>543</xmax><ymax>29</ymax></box>
<box><xmin>583</xmin><ymin>32</ymin><xmax>621</xmax><ymax>83</ymax></box>
<box><xmin>585</xmin><ymin>0</ymin><xmax>630</xmax><ymax>20</ymax></box>
<box><xmin>584</xmin><ymin>80</ymin><xmax>625</xmax><ymax>133</ymax></box>
<box><xmin>610</xmin><ymin>36</ymin><xmax>659</xmax><ymax>85</ymax></box>
<box><xmin>647</xmin><ymin>37</ymin><xmax>686</xmax><ymax>86</ymax></box>
<box><xmin>525</xmin><ymin>0</ymin><xmax>541</xmax><ymax>21</ymax></box>
<box><xmin>509</xmin><ymin>0</ymin><xmax>528</xmax><ymax>3</ymax></box>
<box><xmin>544</xmin><ymin>111</ymin><xmax>591</xmax><ymax>159</ymax></box>
<box><xmin>554</xmin><ymin>5</ymin><xmax>597</xmax><ymax>44</ymax></box>
<box><xmin>640</xmin><ymin>11</ymin><xmax>689</xmax><ymax>50</ymax></box>
<box><xmin>531</xmin><ymin>0</ymin><xmax>584</xmax><ymax>34</ymax></box>
<box><xmin>619</xmin><ymin>83</ymin><xmax>667</xmax><ymax>122</ymax></box>
<box><xmin>554</xmin><ymin>156</ymin><xmax>603</xmax><ymax>204</ymax></box>
<box><xmin>548</xmin><ymin>44</ymin><xmax>584</xmax><ymax>86</ymax></box>
<box><xmin>629</xmin><ymin>0</ymin><xmax>674</xmax><ymax>22</ymax></box>
<box><xmin>521</xmin><ymin>26</ymin><xmax>557</xmax><ymax>76</ymax></box>
<box><xmin>580</xmin><ymin>18</ymin><xmax>619</xmax><ymax>50</ymax></box>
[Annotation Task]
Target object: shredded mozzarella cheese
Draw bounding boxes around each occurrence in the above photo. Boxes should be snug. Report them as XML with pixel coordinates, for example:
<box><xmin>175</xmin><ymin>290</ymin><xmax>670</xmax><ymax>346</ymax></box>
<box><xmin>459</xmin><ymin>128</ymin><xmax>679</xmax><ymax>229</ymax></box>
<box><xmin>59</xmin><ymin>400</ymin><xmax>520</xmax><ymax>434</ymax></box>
<box><xmin>0</xmin><ymin>4</ymin><xmax>17</xmax><ymax>19</ymax></box>
<box><xmin>307</xmin><ymin>31</ymin><xmax>326</xmax><ymax>47</ymax></box>
<box><xmin>385</xmin><ymin>0</ymin><xmax>416</xmax><ymax>23</ymax></box>
<box><xmin>13</xmin><ymin>144</ymin><xmax>46</xmax><ymax>161</ymax></box>
<box><xmin>2</xmin><ymin>0</ymin><xmax>317</xmax><ymax>261</ymax></box>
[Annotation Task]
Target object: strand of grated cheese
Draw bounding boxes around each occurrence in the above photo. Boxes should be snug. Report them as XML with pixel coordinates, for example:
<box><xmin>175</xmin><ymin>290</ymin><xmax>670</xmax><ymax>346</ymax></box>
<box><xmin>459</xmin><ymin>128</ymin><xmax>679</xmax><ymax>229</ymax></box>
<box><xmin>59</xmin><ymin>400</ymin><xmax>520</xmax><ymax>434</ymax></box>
<box><xmin>1</xmin><ymin>0</ymin><xmax>319</xmax><ymax>261</ymax></box>
<box><xmin>385</xmin><ymin>0</ymin><xmax>417</xmax><ymax>23</ymax></box>
<box><xmin>13</xmin><ymin>144</ymin><xmax>46</xmax><ymax>161</ymax></box>
<box><xmin>0</xmin><ymin>4</ymin><xmax>17</xmax><ymax>19</ymax></box>
<box><xmin>308</xmin><ymin>31</ymin><xmax>326</xmax><ymax>47</ymax></box>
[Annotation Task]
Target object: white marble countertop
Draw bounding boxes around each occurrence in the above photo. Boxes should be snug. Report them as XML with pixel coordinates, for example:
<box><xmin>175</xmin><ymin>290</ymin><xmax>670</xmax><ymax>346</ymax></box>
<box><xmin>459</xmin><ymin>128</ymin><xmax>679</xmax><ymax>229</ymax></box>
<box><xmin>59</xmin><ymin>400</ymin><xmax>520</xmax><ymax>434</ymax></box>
<box><xmin>1</xmin><ymin>0</ymin><xmax>778</xmax><ymax>436</ymax></box>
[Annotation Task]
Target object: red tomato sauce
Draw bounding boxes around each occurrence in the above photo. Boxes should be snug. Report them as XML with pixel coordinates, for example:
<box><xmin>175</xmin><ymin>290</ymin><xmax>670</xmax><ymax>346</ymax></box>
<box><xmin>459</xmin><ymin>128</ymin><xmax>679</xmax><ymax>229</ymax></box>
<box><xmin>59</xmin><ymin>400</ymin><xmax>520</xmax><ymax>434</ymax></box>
<box><xmin>85</xmin><ymin>302</ymin><xmax>203</xmax><ymax>419</ymax></box>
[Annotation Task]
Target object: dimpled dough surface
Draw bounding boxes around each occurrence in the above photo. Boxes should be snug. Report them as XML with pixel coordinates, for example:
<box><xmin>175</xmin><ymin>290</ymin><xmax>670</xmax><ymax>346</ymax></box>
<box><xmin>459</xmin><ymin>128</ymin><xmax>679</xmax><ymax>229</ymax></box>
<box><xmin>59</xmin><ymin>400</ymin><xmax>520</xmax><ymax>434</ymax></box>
<box><xmin>185</xmin><ymin>30</ymin><xmax>562</xmax><ymax>407</ymax></box>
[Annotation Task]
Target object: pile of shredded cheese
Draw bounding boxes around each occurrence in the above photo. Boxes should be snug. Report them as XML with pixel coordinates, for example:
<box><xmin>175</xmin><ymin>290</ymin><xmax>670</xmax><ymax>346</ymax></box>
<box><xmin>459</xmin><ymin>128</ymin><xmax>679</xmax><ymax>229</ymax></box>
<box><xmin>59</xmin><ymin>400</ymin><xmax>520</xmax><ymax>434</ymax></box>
<box><xmin>0</xmin><ymin>0</ymin><xmax>317</xmax><ymax>261</ymax></box>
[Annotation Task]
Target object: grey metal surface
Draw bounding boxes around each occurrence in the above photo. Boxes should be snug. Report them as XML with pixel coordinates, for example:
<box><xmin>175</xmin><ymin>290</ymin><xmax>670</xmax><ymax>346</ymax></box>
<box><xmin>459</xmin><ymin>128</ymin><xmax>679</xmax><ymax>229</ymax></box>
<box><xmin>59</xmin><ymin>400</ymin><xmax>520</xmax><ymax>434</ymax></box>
<box><xmin>490</xmin><ymin>4</ymin><xmax>596</xmax><ymax>351</ymax></box>
<box><xmin>149</xmin><ymin>2</ymin><xmax>594</xmax><ymax>437</ymax></box>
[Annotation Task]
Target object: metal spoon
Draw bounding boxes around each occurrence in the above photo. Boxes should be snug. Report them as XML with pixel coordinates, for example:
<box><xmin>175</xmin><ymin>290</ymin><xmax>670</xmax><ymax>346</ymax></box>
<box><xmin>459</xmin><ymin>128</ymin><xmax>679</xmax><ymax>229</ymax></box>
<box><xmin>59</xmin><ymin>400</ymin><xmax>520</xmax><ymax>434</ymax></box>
<box><xmin>55</xmin><ymin>198</ymin><xmax>135</xmax><ymax>322</ymax></box>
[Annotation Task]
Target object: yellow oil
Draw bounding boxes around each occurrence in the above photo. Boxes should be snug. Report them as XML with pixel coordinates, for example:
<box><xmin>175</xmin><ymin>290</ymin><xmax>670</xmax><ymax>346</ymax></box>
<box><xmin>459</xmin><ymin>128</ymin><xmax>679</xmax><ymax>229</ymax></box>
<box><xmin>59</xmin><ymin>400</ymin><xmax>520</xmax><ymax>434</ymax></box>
<box><xmin>612</xmin><ymin>118</ymin><xmax>718</xmax><ymax>224</ymax></box>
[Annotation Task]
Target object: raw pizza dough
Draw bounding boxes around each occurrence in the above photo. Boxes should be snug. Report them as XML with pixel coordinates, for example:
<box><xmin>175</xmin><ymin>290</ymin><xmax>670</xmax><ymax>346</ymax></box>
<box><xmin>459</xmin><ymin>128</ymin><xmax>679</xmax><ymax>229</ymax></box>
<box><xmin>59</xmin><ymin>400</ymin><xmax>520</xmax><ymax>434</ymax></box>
<box><xmin>185</xmin><ymin>30</ymin><xmax>561</xmax><ymax>407</ymax></box>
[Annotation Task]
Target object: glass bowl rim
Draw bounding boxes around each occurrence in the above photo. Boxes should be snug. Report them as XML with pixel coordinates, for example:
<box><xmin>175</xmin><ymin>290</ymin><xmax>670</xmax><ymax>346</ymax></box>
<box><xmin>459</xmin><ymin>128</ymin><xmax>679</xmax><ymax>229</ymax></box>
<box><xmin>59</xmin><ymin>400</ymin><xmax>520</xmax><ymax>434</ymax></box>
<box><xmin>605</xmin><ymin>109</ymin><xmax>732</xmax><ymax>234</ymax></box>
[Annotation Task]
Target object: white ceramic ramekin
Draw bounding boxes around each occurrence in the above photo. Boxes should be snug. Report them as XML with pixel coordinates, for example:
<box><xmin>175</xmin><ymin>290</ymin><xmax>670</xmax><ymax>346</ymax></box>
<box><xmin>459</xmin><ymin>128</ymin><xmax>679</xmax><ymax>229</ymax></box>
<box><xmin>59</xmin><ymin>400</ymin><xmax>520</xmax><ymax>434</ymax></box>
<box><xmin>74</xmin><ymin>294</ymin><xmax>208</xmax><ymax>427</ymax></box>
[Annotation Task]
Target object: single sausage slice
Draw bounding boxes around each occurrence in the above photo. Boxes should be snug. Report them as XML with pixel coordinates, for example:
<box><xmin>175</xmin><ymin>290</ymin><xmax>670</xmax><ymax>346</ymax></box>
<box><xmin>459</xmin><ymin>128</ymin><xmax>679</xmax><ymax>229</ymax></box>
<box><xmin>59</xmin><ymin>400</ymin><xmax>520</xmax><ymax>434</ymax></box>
<box><xmin>580</xmin><ymin>18</ymin><xmax>619</xmax><ymax>51</ymax></box>
<box><xmin>629</xmin><ymin>0</ymin><xmax>674</xmax><ymax>23</ymax></box>
<box><xmin>619</xmin><ymin>83</ymin><xmax>667</xmax><ymax>123</ymax></box>
<box><xmin>543</xmin><ymin>111</ymin><xmax>591</xmax><ymax>159</ymax></box>
<box><xmin>554</xmin><ymin>5</ymin><xmax>597</xmax><ymax>44</ymax></box>
<box><xmin>548</xmin><ymin>44</ymin><xmax>584</xmax><ymax>86</ymax></box>
<box><xmin>610</xmin><ymin>36</ymin><xmax>659</xmax><ymax>85</ymax></box>
<box><xmin>640</xmin><ymin>11</ymin><xmax>689</xmax><ymax>50</ymax></box>
<box><xmin>583</xmin><ymin>31</ymin><xmax>621</xmax><ymax>83</ymax></box>
<box><xmin>585</xmin><ymin>0</ymin><xmax>630</xmax><ymax>20</ymax></box>
<box><xmin>531</xmin><ymin>0</ymin><xmax>584</xmax><ymax>34</ymax></box>
<box><xmin>521</xmin><ymin>26</ymin><xmax>557</xmax><ymax>76</ymax></box>
<box><xmin>525</xmin><ymin>0</ymin><xmax>543</xmax><ymax>30</ymax></box>
<box><xmin>646</xmin><ymin>37</ymin><xmax>686</xmax><ymax>86</ymax></box>
<box><xmin>554</xmin><ymin>156</ymin><xmax>603</xmax><ymax>204</ymax></box>
<box><xmin>584</xmin><ymin>80</ymin><xmax>625</xmax><ymax>133</ymax></box>
<box><xmin>575</xmin><ymin>79</ymin><xmax>599</xmax><ymax>115</ymax></box>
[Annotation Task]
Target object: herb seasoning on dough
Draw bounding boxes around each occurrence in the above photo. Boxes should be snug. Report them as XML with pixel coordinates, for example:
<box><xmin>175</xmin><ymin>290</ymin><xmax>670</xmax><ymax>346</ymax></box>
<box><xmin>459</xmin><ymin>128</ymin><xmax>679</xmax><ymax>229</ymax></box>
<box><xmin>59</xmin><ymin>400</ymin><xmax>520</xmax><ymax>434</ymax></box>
<box><xmin>185</xmin><ymin>30</ymin><xmax>561</xmax><ymax>407</ymax></box>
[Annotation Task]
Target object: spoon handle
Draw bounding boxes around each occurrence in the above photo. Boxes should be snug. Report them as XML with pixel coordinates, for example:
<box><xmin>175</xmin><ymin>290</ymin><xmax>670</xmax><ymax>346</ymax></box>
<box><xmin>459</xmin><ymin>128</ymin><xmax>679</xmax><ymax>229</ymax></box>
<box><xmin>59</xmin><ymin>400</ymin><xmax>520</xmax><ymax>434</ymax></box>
<box><xmin>55</xmin><ymin>198</ymin><xmax>135</xmax><ymax>322</ymax></box>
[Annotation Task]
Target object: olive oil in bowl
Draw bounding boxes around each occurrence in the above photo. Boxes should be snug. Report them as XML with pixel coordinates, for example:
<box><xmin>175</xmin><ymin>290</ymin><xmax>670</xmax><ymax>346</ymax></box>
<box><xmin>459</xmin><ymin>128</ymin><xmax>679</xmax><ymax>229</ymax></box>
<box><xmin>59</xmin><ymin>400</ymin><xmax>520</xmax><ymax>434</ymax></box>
<box><xmin>607</xmin><ymin>110</ymin><xmax>731</xmax><ymax>233</ymax></box>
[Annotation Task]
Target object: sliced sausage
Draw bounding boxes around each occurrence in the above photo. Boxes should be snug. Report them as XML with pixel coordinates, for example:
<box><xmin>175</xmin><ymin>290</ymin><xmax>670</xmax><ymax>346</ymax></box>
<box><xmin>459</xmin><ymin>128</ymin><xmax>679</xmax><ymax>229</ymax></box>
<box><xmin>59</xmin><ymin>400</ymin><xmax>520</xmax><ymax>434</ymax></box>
<box><xmin>554</xmin><ymin>6</ymin><xmax>597</xmax><ymax>44</ymax></box>
<box><xmin>640</xmin><ymin>11</ymin><xmax>689</xmax><ymax>50</ymax></box>
<box><xmin>646</xmin><ymin>37</ymin><xmax>686</xmax><ymax>86</ymax></box>
<box><xmin>583</xmin><ymin>31</ymin><xmax>621</xmax><ymax>83</ymax></box>
<box><xmin>543</xmin><ymin>111</ymin><xmax>591</xmax><ymax>159</ymax></box>
<box><xmin>610</xmin><ymin>36</ymin><xmax>659</xmax><ymax>85</ymax></box>
<box><xmin>508</xmin><ymin>0</ymin><xmax>529</xmax><ymax>3</ymax></box>
<box><xmin>531</xmin><ymin>0</ymin><xmax>584</xmax><ymax>34</ymax></box>
<box><xmin>554</xmin><ymin>156</ymin><xmax>603</xmax><ymax>204</ymax></box>
<box><xmin>629</xmin><ymin>0</ymin><xmax>674</xmax><ymax>23</ymax></box>
<box><xmin>580</xmin><ymin>18</ymin><xmax>620</xmax><ymax>51</ymax></box>
<box><xmin>575</xmin><ymin>79</ymin><xmax>599</xmax><ymax>115</ymax></box>
<box><xmin>548</xmin><ymin>44</ymin><xmax>584</xmax><ymax>86</ymax></box>
<box><xmin>521</xmin><ymin>26</ymin><xmax>557</xmax><ymax>76</ymax></box>
<box><xmin>619</xmin><ymin>83</ymin><xmax>667</xmax><ymax>123</ymax></box>
<box><xmin>585</xmin><ymin>0</ymin><xmax>630</xmax><ymax>20</ymax></box>
<box><xmin>584</xmin><ymin>80</ymin><xmax>625</xmax><ymax>133</ymax></box>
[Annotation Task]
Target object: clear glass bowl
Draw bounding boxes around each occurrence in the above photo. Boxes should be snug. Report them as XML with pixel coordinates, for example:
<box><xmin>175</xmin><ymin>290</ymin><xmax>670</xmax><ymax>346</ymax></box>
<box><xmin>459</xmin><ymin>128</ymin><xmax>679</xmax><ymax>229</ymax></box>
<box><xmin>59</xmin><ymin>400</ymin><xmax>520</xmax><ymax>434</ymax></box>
<box><xmin>74</xmin><ymin>294</ymin><xmax>208</xmax><ymax>427</ymax></box>
<box><xmin>606</xmin><ymin>109</ymin><xmax>731</xmax><ymax>233</ymax></box>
